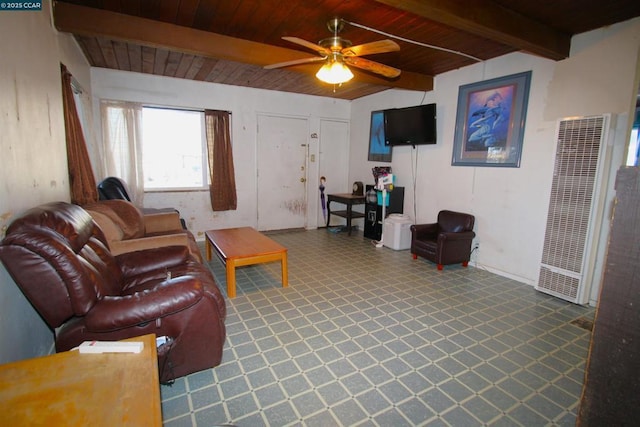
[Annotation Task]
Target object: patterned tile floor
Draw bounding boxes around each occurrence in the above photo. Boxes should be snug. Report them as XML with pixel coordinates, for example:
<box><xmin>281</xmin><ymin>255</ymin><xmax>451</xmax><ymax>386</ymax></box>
<box><xmin>161</xmin><ymin>229</ymin><xmax>595</xmax><ymax>426</ymax></box>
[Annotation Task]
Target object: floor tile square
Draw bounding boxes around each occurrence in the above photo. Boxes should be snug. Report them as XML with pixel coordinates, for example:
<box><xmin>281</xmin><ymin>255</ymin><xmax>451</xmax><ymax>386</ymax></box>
<box><xmin>291</xmin><ymin>390</ymin><xmax>326</xmax><ymax>417</ymax></box>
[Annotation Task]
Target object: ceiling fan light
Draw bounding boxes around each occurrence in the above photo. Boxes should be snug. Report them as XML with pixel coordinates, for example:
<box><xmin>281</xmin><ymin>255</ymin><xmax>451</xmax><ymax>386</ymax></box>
<box><xmin>316</xmin><ymin>60</ymin><xmax>354</xmax><ymax>84</ymax></box>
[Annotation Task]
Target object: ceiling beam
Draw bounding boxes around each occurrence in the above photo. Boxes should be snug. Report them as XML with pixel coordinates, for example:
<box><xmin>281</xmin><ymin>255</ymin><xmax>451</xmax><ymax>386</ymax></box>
<box><xmin>53</xmin><ymin>1</ymin><xmax>433</xmax><ymax>92</ymax></box>
<box><xmin>373</xmin><ymin>0</ymin><xmax>570</xmax><ymax>60</ymax></box>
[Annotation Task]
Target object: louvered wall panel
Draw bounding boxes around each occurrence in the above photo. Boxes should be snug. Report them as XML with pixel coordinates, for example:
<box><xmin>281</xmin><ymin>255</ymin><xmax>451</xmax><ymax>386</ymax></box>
<box><xmin>537</xmin><ymin>116</ymin><xmax>608</xmax><ymax>303</ymax></box>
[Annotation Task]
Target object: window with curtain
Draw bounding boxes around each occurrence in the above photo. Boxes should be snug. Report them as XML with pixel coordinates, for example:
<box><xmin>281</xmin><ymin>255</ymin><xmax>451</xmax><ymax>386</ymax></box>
<box><xmin>100</xmin><ymin>103</ymin><xmax>237</xmax><ymax>211</ymax></box>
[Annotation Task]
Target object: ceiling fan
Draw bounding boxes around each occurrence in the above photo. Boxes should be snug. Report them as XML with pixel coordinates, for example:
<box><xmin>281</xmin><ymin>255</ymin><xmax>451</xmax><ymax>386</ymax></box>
<box><xmin>264</xmin><ymin>18</ymin><xmax>401</xmax><ymax>84</ymax></box>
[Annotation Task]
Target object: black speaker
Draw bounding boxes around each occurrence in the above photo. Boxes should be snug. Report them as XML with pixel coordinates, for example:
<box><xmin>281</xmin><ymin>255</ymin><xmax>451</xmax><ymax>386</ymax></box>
<box><xmin>364</xmin><ymin>186</ymin><xmax>404</xmax><ymax>240</ymax></box>
<box><xmin>388</xmin><ymin>187</ymin><xmax>404</xmax><ymax>215</ymax></box>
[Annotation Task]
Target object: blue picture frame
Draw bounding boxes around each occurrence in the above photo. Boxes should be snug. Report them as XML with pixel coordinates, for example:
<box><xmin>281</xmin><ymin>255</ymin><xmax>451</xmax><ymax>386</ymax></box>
<box><xmin>368</xmin><ymin>110</ymin><xmax>392</xmax><ymax>162</ymax></box>
<box><xmin>452</xmin><ymin>71</ymin><xmax>531</xmax><ymax>167</ymax></box>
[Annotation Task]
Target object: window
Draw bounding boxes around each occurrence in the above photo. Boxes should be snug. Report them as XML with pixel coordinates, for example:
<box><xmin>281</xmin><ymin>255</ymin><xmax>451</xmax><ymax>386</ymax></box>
<box><xmin>141</xmin><ymin>107</ymin><xmax>208</xmax><ymax>190</ymax></box>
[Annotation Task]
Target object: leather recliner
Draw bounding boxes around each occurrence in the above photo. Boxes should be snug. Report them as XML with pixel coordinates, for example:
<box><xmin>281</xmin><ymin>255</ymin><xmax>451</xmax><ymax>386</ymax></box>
<box><xmin>410</xmin><ymin>210</ymin><xmax>476</xmax><ymax>270</ymax></box>
<box><xmin>0</xmin><ymin>202</ymin><xmax>226</xmax><ymax>383</ymax></box>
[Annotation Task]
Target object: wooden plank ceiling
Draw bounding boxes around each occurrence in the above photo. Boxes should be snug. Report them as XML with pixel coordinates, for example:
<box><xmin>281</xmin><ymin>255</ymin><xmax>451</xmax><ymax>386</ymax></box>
<box><xmin>54</xmin><ymin>0</ymin><xmax>640</xmax><ymax>100</ymax></box>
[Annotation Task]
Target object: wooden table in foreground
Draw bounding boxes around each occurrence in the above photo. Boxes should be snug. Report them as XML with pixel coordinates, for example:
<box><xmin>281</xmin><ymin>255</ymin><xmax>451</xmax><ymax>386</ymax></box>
<box><xmin>0</xmin><ymin>334</ymin><xmax>161</xmax><ymax>426</ymax></box>
<box><xmin>205</xmin><ymin>227</ymin><xmax>288</xmax><ymax>298</ymax></box>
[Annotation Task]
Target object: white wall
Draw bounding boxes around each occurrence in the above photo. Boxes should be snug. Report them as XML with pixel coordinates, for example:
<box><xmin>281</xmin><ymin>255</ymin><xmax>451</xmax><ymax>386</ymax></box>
<box><xmin>90</xmin><ymin>69</ymin><xmax>352</xmax><ymax>239</ymax></box>
<box><xmin>350</xmin><ymin>18</ymin><xmax>640</xmax><ymax>292</ymax></box>
<box><xmin>0</xmin><ymin>1</ymin><xmax>92</xmax><ymax>362</ymax></box>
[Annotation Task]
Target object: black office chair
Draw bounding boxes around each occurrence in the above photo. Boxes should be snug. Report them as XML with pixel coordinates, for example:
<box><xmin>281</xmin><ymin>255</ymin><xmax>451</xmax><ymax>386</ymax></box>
<box><xmin>97</xmin><ymin>177</ymin><xmax>187</xmax><ymax>229</ymax></box>
<box><xmin>97</xmin><ymin>177</ymin><xmax>132</xmax><ymax>201</ymax></box>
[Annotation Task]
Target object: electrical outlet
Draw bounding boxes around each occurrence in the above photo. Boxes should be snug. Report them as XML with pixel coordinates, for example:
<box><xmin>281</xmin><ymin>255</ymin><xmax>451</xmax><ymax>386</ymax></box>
<box><xmin>473</xmin><ymin>242</ymin><xmax>480</xmax><ymax>250</ymax></box>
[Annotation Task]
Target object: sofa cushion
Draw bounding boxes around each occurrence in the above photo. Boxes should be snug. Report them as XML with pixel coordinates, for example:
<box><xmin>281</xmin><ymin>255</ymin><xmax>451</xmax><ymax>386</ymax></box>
<box><xmin>84</xmin><ymin>200</ymin><xmax>145</xmax><ymax>239</ymax></box>
<box><xmin>86</xmin><ymin>210</ymin><xmax>125</xmax><ymax>244</ymax></box>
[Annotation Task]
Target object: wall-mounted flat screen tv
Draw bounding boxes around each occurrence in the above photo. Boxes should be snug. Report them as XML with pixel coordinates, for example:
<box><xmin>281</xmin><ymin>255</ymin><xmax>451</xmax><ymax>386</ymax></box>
<box><xmin>384</xmin><ymin>103</ymin><xmax>437</xmax><ymax>146</ymax></box>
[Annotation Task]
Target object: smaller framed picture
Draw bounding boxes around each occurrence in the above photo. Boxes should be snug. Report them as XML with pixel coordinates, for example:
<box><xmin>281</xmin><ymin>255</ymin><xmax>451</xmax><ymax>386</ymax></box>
<box><xmin>368</xmin><ymin>110</ymin><xmax>392</xmax><ymax>162</ymax></box>
<box><xmin>452</xmin><ymin>71</ymin><xmax>532</xmax><ymax>167</ymax></box>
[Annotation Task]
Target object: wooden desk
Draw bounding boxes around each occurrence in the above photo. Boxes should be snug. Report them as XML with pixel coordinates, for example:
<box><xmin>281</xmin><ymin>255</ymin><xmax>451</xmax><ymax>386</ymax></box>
<box><xmin>326</xmin><ymin>193</ymin><xmax>366</xmax><ymax>236</ymax></box>
<box><xmin>205</xmin><ymin>227</ymin><xmax>288</xmax><ymax>298</ymax></box>
<box><xmin>0</xmin><ymin>334</ymin><xmax>161</xmax><ymax>426</ymax></box>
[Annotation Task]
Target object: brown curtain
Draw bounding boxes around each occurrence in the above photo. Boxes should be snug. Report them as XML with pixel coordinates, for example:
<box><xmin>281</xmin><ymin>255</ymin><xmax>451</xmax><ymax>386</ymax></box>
<box><xmin>61</xmin><ymin>64</ymin><xmax>98</xmax><ymax>205</ymax></box>
<box><xmin>205</xmin><ymin>110</ymin><xmax>237</xmax><ymax>211</ymax></box>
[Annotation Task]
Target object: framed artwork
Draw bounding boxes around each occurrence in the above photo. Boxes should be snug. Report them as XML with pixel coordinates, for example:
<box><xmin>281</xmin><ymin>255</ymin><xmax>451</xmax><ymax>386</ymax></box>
<box><xmin>452</xmin><ymin>71</ymin><xmax>531</xmax><ymax>167</ymax></box>
<box><xmin>368</xmin><ymin>110</ymin><xmax>392</xmax><ymax>162</ymax></box>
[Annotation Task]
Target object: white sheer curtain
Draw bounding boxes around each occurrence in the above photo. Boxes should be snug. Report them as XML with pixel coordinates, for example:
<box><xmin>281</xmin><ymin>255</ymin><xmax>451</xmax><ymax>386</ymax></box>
<box><xmin>100</xmin><ymin>100</ymin><xmax>144</xmax><ymax>207</ymax></box>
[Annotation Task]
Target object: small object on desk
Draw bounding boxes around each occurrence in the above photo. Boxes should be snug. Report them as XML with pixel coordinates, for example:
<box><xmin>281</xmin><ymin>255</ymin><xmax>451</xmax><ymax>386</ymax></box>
<box><xmin>352</xmin><ymin>181</ymin><xmax>364</xmax><ymax>196</ymax></box>
<box><xmin>156</xmin><ymin>336</ymin><xmax>172</xmax><ymax>347</ymax></box>
<box><xmin>78</xmin><ymin>340</ymin><xmax>144</xmax><ymax>354</ymax></box>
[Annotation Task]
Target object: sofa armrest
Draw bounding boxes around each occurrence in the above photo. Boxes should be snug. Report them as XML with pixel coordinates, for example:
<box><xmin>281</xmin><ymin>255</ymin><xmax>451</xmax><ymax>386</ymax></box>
<box><xmin>84</xmin><ymin>276</ymin><xmax>204</xmax><ymax>331</ymax></box>
<box><xmin>116</xmin><ymin>245</ymin><xmax>192</xmax><ymax>278</ymax></box>
<box><xmin>143</xmin><ymin>211</ymin><xmax>183</xmax><ymax>234</ymax></box>
<box><xmin>87</xmin><ymin>210</ymin><xmax>124</xmax><ymax>244</ymax></box>
<box><xmin>109</xmin><ymin>234</ymin><xmax>192</xmax><ymax>256</ymax></box>
<box><xmin>438</xmin><ymin>230</ymin><xmax>476</xmax><ymax>242</ymax></box>
<box><xmin>411</xmin><ymin>223</ymin><xmax>439</xmax><ymax>240</ymax></box>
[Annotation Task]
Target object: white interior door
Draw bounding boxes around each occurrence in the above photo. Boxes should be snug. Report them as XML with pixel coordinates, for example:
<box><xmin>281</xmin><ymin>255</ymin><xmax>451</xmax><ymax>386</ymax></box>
<box><xmin>318</xmin><ymin>119</ymin><xmax>350</xmax><ymax>227</ymax></box>
<box><xmin>257</xmin><ymin>114</ymin><xmax>308</xmax><ymax>231</ymax></box>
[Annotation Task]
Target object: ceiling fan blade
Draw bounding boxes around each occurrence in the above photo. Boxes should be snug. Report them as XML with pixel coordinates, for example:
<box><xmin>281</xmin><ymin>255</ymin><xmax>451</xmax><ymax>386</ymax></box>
<box><xmin>344</xmin><ymin>56</ymin><xmax>401</xmax><ymax>78</ymax></box>
<box><xmin>282</xmin><ymin>36</ymin><xmax>331</xmax><ymax>56</ymax></box>
<box><xmin>264</xmin><ymin>56</ymin><xmax>326</xmax><ymax>70</ymax></box>
<box><xmin>342</xmin><ymin>40</ymin><xmax>400</xmax><ymax>57</ymax></box>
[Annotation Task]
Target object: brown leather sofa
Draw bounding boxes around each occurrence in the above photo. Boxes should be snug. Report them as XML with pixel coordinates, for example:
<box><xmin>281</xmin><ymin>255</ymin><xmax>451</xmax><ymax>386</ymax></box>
<box><xmin>0</xmin><ymin>202</ymin><xmax>226</xmax><ymax>383</ymax></box>
<box><xmin>410</xmin><ymin>210</ymin><xmax>476</xmax><ymax>270</ymax></box>
<box><xmin>83</xmin><ymin>199</ymin><xmax>202</xmax><ymax>262</ymax></box>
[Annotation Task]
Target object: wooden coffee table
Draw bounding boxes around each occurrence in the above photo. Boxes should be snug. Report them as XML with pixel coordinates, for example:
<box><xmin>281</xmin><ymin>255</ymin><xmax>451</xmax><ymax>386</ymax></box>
<box><xmin>205</xmin><ymin>227</ymin><xmax>288</xmax><ymax>298</ymax></box>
